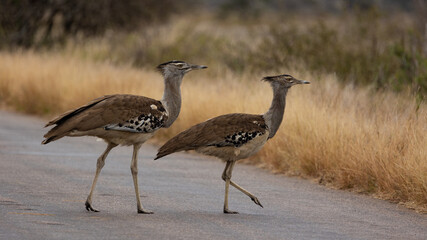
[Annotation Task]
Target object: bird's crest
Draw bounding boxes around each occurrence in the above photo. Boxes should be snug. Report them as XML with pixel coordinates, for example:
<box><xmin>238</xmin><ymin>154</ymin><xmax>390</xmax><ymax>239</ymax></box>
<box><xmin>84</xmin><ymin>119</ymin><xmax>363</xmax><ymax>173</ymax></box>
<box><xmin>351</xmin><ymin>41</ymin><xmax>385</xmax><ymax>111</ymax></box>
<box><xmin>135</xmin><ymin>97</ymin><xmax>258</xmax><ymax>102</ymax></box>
<box><xmin>156</xmin><ymin>60</ymin><xmax>186</xmax><ymax>72</ymax></box>
<box><xmin>262</xmin><ymin>74</ymin><xmax>293</xmax><ymax>82</ymax></box>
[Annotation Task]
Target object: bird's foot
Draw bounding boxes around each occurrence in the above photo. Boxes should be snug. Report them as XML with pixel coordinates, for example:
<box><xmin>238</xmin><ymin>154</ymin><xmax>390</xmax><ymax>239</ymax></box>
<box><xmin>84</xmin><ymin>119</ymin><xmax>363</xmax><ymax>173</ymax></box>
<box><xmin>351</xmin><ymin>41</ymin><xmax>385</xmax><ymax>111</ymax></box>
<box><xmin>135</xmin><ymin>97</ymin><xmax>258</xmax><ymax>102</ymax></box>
<box><xmin>137</xmin><ymin>208</ymin><xmax>154</xmax><ymax>214</ymax></box>
<box><xmin>223</xmin><ymin>209</ymin><xmax>239</xmax><ymax>214</ymax></box>
<box><xmin>250</xmin><ymin>196</ymin><xmax>263</xmax><ymax>208</ymax></box>
<box><xmin>85</xmin><ymin>200</ymin><xmax>99</xmax><ymax>212</ymax></box>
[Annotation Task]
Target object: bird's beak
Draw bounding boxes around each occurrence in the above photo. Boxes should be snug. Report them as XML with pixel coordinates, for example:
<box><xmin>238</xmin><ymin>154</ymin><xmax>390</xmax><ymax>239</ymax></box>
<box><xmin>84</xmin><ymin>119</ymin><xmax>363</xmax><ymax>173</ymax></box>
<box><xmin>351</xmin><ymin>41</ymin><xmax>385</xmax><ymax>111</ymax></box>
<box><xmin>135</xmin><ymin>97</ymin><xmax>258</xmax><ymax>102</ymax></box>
<box><xmin>297</xmin><ymin>79</ymin><xmax>310</xmax><ymax>84</ymax></box>
<box><xmin>190</xmin><ymin>64</ymin><xmax>208</xmax><ymax>70</ymax></box>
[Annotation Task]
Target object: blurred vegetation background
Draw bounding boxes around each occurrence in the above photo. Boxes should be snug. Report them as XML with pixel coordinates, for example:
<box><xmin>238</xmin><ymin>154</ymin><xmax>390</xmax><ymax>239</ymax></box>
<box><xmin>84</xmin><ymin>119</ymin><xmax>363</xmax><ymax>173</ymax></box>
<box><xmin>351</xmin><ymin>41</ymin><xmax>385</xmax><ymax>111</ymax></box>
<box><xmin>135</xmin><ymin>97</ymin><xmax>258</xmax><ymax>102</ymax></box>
<box><xmin>1</xmin><ymin>0</ymin><xmax>426</xmax><ymax>103</ymax></box>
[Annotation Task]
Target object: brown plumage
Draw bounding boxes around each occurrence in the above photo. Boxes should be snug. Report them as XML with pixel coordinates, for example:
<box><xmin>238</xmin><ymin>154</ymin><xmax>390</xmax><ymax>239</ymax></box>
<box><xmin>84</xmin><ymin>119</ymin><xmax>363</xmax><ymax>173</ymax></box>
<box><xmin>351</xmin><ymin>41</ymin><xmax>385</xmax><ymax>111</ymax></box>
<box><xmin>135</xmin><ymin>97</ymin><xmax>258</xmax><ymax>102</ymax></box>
<box><xmin>156</xmin><ymin>74</ymin><xmax>310</xmax><ymax>214</ymax></box>
<box><xmin>43</xmin><ymin>94</ymin><xmax>166</xmax><ymax>144</ymax></box>
<box><xmin>156</xmin><ymin>114</ymin><xmax>267</xmax><ymax>160</ymax></box>
<box><xmin>42</xmin><ymin>60</ymin><xmax>207</xmax><ymax>214</ymax></box>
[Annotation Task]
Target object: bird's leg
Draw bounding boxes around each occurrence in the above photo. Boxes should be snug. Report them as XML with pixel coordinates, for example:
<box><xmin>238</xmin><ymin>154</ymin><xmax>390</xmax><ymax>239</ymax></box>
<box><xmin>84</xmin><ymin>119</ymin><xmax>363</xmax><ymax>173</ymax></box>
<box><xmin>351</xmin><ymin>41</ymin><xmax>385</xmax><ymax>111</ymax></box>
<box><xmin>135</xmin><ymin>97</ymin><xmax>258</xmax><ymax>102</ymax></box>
<box><xmin>85</xmin><ymin>142</ymin><xmax>117</xmax><ymax>212</ymax></box>
<box><xmin>221</xmin><ymin>161</ymin><xmax>263</xmax><ymax>209</ymax></box>
<box><xmin>229</xmin><ymin>181</ymin><xmax>263</xmax><ymax>208</ymax></box>
<box><xmin>131</xmin><ymin>144</ymin><xmax>153</xmax><ymax>214</ymax></box>
<box><xmin>222</xmin><ymin>161</ymin><xmax>238</xmax><ymax>214</ymax></box>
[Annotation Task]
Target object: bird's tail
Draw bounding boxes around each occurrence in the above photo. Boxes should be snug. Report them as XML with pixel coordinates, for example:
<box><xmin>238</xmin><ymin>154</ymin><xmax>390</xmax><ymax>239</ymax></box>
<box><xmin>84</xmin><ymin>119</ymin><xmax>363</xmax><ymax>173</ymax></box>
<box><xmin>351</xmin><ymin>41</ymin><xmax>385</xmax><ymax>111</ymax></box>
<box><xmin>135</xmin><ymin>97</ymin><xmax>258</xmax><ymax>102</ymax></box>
<box><xmin>155</xmin><ymin>135</ymin><xmax>193</xmax><ymax>160</ymax></box>
<box><xmin>41</xmin><ymin>95</ymin><xmax>112</xmax><ymax>145</ymax></box>
<box><xmin>42</xmin><ymin>126</ymin><xmax>66</xmax><ymax>144</ymax></box>
<box><xmin>42</xmin><ymin>137</ymin><xmax>54</xmax><ymax>145</ymax></box>
<box><xmin>155</xmin><ymin>120</ymin><xmax>209</xmax><ymax>160</ymax></box>
<box><xmin>155</xmin><ymin>144</ymin><xmax>175</xmax><ymax>160</ymax></box>
<box><xmin>42</xmin><ymin>135</ymin><xmax>65</xmax><ymax>144</ymax></box>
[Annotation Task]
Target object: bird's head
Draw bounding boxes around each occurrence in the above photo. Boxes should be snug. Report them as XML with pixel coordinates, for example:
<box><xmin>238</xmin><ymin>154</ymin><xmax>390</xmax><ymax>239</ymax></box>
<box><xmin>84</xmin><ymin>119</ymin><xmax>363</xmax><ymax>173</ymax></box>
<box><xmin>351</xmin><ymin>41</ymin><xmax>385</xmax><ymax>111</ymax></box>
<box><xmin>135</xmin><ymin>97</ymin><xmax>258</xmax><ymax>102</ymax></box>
<box><xmin>157</xmin><ymin>60</ymin><xmax>207</xmax><ymax>77</ymax></box>
<box><xmin>262</xmin><ymin>74</ymin><xmax>310</xmax><ymax>88</ymax></box>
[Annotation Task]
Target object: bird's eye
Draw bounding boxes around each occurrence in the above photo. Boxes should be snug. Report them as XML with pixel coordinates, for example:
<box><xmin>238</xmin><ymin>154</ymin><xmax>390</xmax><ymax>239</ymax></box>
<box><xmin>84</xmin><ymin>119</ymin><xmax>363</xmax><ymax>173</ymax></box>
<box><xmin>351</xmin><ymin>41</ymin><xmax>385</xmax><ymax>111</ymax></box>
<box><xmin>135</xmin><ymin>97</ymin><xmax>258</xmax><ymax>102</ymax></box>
<box><xmin>175</xmin><ymin>63</ymin><xmax>185</xmax><ymax>67</ymax></box>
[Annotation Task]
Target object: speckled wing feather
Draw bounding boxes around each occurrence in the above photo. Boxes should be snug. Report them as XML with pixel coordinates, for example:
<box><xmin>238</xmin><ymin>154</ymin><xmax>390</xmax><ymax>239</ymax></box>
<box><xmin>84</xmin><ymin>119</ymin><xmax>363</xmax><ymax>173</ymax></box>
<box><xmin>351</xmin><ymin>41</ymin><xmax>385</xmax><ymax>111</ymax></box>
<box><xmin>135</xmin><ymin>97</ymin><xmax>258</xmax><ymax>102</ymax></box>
<box><xmin>43</xmin><ymin>94</ymin><xmax>168</xmax><ymax>143</ymax></box>
<box><xmin>155</xmin><ymin>113</ymin><xmax>267</xmax><ymax>159</ymax></box>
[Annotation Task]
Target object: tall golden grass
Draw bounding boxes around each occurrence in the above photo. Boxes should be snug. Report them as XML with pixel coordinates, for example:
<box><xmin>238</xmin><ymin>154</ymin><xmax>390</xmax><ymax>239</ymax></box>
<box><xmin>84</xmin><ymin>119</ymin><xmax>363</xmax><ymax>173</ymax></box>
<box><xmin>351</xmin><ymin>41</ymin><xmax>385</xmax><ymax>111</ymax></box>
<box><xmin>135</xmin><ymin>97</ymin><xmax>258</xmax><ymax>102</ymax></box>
<box><xmin>0</xmin><ymin>51</ymin><xmax>425</xmax><ymax>212</ymax></box>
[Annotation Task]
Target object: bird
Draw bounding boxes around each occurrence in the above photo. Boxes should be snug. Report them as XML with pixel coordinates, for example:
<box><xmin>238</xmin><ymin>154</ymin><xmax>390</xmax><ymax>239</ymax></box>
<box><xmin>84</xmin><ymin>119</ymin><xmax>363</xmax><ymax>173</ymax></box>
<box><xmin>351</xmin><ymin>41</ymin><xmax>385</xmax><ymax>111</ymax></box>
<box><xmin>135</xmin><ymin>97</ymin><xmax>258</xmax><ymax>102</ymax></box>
<box><xmin>155</xmin><ymin>74</ymin><xmax>309</xmax><ymax>214</ymax></box>
<box><xmin>42</xmin><ymin>60</ymin><xmax>207</xmax><ymax>214</ymax></box>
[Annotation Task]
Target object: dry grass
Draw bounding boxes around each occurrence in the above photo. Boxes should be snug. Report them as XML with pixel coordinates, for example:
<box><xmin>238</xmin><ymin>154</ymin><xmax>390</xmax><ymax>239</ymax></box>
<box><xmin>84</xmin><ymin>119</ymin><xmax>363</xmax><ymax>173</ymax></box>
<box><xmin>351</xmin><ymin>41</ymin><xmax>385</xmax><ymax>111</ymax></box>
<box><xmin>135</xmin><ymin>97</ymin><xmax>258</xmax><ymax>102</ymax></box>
<box><xmin>0</xmin><ymin>51</ymin><xmax>426</xmax><ymax>212</ymax></box>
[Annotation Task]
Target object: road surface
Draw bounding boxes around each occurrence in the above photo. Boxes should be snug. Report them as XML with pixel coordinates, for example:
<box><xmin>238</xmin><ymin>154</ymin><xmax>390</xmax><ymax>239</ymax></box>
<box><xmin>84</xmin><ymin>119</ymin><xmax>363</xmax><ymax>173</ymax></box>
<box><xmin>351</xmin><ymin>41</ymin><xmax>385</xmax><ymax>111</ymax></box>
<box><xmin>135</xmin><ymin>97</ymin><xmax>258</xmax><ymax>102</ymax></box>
<box><xmin>0</xmin><ymin>110</ymin><xmax>425</xmax><ymax>240</ymax></box>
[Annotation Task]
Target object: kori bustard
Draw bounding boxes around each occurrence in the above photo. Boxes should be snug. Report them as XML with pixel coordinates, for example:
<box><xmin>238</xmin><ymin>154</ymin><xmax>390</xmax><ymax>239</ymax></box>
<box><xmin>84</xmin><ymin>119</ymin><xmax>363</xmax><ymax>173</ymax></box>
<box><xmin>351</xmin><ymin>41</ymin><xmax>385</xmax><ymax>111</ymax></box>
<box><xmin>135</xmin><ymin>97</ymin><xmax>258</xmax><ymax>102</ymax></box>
<box><xmin>156</xmin><ymin>74</ymin><xmax>309</xmax><ymax>213</ymax></box>
<box><xmin>42</xmin><ymin>60</ymin><xmax>207</xmax><ymax>214</ymax></box>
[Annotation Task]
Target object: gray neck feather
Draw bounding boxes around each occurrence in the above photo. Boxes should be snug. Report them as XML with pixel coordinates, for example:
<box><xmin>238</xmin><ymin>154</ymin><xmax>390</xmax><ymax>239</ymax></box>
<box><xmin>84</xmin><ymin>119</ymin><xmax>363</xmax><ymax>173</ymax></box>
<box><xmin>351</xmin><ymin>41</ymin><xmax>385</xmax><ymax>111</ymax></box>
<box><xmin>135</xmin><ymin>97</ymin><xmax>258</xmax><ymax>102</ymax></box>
<box><xmin>263</xmin><ymin>82</ymin><xmax>288</xmax><ymax>139</ymax></box>
<box><xmin>161</xmin><ymin>72</ymin><xmax>184</xmax><ymax>128</ymax></box>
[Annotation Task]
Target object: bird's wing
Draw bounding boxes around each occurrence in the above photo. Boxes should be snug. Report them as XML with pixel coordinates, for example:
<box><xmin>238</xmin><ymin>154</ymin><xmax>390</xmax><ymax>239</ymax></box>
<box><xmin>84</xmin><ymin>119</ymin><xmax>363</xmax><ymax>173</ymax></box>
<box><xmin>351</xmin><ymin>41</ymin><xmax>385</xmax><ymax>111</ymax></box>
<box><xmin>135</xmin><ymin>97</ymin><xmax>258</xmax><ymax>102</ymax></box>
<box><xmin>156</xmin><ymin>113</ymin><xmax>268</xmax><ymax>159</ymax></box>
<box><xmin>43</xmin><ymin>94</ymin><xmax>168</xmax><ymax>140</ymax></box>
<box><xmin>44</xmin><ymin>95</ymin><xmax>114</xmax><ymax>127</ymax></box>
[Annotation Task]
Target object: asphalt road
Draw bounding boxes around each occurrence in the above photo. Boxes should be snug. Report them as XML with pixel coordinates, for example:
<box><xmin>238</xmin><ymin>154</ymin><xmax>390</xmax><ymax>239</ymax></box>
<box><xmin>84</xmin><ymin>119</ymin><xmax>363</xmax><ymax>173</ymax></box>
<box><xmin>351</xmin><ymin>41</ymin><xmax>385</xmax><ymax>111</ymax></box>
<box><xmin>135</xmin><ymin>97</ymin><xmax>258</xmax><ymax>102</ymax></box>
<box><xmin>0</xmin><ymin>110</ymin><xmax>426</xmax><ymax>240</ymax></box>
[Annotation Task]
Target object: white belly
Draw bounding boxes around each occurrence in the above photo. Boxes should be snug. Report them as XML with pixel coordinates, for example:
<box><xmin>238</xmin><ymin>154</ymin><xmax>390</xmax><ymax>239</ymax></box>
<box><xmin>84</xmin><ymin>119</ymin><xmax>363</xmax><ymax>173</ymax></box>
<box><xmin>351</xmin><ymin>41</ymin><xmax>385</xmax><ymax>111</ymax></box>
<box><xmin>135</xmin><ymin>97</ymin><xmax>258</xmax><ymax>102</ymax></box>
<box><xmin>234</xmin><ymin>132</ymin><xmax>268</xmax><ymax>160</ymax></box>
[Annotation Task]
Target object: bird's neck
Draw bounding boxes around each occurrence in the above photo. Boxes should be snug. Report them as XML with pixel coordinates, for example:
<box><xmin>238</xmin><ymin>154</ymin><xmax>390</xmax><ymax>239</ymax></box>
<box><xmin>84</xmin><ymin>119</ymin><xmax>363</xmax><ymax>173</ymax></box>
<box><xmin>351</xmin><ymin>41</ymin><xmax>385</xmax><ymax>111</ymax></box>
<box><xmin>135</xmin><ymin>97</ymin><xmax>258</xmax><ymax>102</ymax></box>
<box><xmin>263</xmin><ymin>83</ymin><xmax>288</xmax><ymax>139</ymax></box>
<box><xmin>161</xmin><ymin>73</ymin><xmax>184</xmax><ymax>128</ymax></box>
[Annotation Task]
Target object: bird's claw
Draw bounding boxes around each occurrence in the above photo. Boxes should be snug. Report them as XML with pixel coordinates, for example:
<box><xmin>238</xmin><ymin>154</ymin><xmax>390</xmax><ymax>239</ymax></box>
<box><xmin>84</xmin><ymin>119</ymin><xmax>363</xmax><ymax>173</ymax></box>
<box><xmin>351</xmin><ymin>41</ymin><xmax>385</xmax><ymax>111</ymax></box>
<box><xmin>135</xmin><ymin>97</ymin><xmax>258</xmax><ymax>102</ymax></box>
<box><xmin>251</xmin><ymin>197</ymin><xmax>263</xmax><ymax>208</ymax></box>
<box><xmin>85</xmin><ymin>201</ymin><xmax>99</xmax><ymax>212</ymax></box>
<box><xmin>137</xmin><ymin>209</ymin><xmax>154</xmax><ymax>214</ymax></box>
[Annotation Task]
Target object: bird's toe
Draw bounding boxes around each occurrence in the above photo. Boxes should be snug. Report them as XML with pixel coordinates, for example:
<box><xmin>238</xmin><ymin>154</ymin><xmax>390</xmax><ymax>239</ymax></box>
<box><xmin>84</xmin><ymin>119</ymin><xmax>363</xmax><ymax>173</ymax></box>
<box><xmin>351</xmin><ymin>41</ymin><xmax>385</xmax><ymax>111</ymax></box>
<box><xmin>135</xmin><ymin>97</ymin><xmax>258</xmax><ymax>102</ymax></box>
<box><xmin>137</xmin><ymin>209</ymin><xmax>154</xmax><ymax>214</ymax></box>
<box><xmin>85</xmin><ymin>201</ymin><xmax>99</xmax><ymax>212</ymax></box>
<box><xmin>223</xmin><ymin>209</ymin><xmax>239</xmax><ymax>214</ymax></box>
<box><xmin>251</xmin><ymin>197</ymin><xmax>263</xmax><ymax>208</ymax></box>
